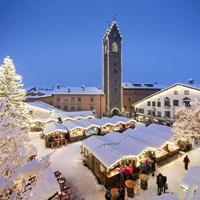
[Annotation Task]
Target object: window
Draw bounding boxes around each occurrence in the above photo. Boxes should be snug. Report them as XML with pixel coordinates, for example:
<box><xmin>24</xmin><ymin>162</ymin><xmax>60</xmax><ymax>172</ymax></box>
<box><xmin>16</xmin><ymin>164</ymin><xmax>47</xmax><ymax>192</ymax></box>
<box><xmin>184</xmin><ymin>90</ymin><xmax>189</xmax><ymax>95</ymax></box>
<box><xmin>147</xmin><ymin>101</ymin><xmax>151</xmax><ymax>106</ymax></box>
<box><xmin>165</xmin><ymin>111</ymin><xmax>171</xmax><ymax>118</ymax></box>
<box><xmin>64</xmin><ymin>97</ymin><xmax>68</xmax><ymax>102</ymax></box>
<box><xmin>71</xmin><ymin>97</ymin><xmax>75</xmax><ymax>102</ymax></box>
<box><xmin>183</xmin><ymin>97</ymin><xmax>191</xmax><ymax>107</ymax></box>
<box><xmin>173</xmin><ymin>100</ymin><xmax>179</xmax><ymax>106</ymax></box>
<box><xmin>112</xmin><ymin>42</ymin><xmax>118</xmax><ymax>52</ymax></box>
<box><xmin>77</xmin><ymin>107</ymin><xmax>82</xmax><ymax>111</ymax></box>
<box><xmin>157</xmin><ymin>111</ymin><xmax>161</xmax><ymax>117</ymax></box>
<box><xmin>147</xmin><ymin>110</ymin><xmax>155</xmax><ymax>116</ymax></box>
<box><xmin>71</xmin><ymin>106</ymin><xmax>75</xmax><ymax>111</ymax></box>
<box><xmin>90</xmin><ymin>97</ymin><xmax>94</xmax><ymax>102</ymax></box>
<box><xmin>152</xmin><ymin>101</ymin><xmax>156</xmax><ymax>107</ymax></box>
<box><xmin>157</xmin><ymin>102</ymin><xmax>161</xmax><ymax>107</ymax></box>
<box><xmin>128</xmin><ymin>97</ymin><xmax>131</xmax><ymax>102</ymax></box>
<box><xmin>174</xmin><ymin>91</ymin><xmax>178</xmax><ymax>95</ymax></box>
<box><xmin>64</xmin><ymin>105</ymin><xmax>68</xmax><ymax>111</ymax></box>
<box><xmin>56</xmin><ymin>97</ymin><xmax>60</xmax><ymax>102</ymax></box>
<box><xmin>136</xmin><ymin>108</ymin><xmax>144</xmax><ymax>114</ymax></box>
<box><xmin>78</xmin><ymin>97</ymin><xmax>81</xmax><ymax>102</ymax></box>
<box><xmin>164</xmin><ymin>97</ymin><xmax>170</xmax><ymax>107</ymax></box>
<box><xmin>90</xmin><ymin>106</ymin><xmax>94</xmax><ymax>111</ymax></box>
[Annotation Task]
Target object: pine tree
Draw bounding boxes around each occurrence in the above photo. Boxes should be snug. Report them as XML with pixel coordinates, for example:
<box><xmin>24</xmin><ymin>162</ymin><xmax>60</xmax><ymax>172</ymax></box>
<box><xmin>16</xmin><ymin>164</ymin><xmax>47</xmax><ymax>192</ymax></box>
<box><xmin>173</xmin><ymin>99</ymin><xmax>200</xmax><ymax>142</ymax></box>
<box><xmin>0</xmin><ymin>57</ymin><xmax>32</xmax><ymax>198</ymax></box>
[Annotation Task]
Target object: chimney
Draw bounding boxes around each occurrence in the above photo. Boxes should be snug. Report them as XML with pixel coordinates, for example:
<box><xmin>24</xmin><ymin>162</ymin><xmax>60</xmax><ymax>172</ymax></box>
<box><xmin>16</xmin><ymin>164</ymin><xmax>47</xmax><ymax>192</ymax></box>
<box><xmin>188</xmin><ymin>79</ymin><xmax>194</xmax><ymax>85</ymax></box>
<box><xmin>68</xmin><ymin>87</ymin><xmax>71</xmax><ymax>93</ymax></box>
<box><xmin>81</xmin><ymin>85</ymin><xmax>85</xmax><ymax>91</ymax></box>
<box><xmin>57</xmin><ymin>84</ymin><xmax>60</xmax><ymax>89</ymax></box>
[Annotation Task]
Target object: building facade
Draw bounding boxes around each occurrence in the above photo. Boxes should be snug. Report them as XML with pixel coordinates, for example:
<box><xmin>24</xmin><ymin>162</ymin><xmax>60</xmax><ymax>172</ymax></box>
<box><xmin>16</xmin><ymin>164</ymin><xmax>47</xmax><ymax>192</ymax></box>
<box><xmin>133</xmin><ymin>83</ymin><xmax>200</xmax><ymax>125</ymax></box>
<box><xmin>26</xmin><ymin>86</ymin><xmax>105</xmax><ymax>118</ymax></box>
<box><xmin>103</xmin><ymin>21</ymin><xmax>122</xmax><ymax>115</ymax></box>
<box><xmin>122</xmin><ymin>82</ymin><xmax>161</xmax><ymax>115</ymax></box>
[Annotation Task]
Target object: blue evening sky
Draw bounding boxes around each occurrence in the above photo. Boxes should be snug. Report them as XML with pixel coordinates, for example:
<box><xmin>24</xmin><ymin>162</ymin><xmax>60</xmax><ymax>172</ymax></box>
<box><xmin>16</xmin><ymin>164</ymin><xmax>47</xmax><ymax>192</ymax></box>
<box><xmin>0</xmin><ymin>0</ymin><xmax>200</xmax><ymax>88</ymax></box>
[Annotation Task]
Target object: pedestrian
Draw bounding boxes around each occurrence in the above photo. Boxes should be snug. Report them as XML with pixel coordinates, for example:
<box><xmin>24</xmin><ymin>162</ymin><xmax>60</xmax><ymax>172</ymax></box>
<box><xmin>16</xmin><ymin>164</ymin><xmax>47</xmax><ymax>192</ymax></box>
<box><xmin>156</xmin><ymin>173</ymin><xmax>164</xmax><ymax>195</ymax></box>
<box><xmin>151</xmin><ymin>159</ymin><xmax>156</xmax><ymax>176</ymax></box>
<box><xmin>183</xmin><ymin>155</ymin><xmax>190</xmax><ymax>170</ymax></box>
<box><xmin>118</xmin><ymin>187</ymin><xmax>125</xmax><ymax>200</ymax></box>
<box><xmin>162</xmin><ymin>175</ymin><xmax>167</xmax><ymax>193</ymax></box>
<box><xmin>105</xmin><ymin>189</ymin><xmax>111</xmax><ymax>200</ymax></box>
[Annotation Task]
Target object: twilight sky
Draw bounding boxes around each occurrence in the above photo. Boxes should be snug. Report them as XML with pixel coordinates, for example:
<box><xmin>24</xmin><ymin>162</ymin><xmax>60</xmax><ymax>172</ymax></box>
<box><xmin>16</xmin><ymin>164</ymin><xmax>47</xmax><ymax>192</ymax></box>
<box><xmin>0</xmin><ymin>0</ymin><xmax>200</xmax><ymax>88</ymax></box>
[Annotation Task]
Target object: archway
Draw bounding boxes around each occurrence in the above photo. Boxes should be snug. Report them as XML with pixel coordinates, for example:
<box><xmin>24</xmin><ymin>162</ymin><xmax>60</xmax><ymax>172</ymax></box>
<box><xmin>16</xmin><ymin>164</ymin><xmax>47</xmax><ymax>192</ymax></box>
<box><xmin>110</xmin><ymin>108</ymin><xmax>121</xmax><ymax>116</ymax></box>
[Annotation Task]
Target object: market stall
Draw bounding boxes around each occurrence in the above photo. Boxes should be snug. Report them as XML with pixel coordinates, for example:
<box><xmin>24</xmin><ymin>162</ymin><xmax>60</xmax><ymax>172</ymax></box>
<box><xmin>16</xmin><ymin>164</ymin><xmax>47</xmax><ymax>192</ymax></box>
<box><xmin>81</xmin><ymin>124</ymin><xmax>178</xmax><ymax>188</ymax></box>
<box><xmin>43</xmin><ymin>122</ymin><xmax>68</xmax><ymax>148</ymax></box>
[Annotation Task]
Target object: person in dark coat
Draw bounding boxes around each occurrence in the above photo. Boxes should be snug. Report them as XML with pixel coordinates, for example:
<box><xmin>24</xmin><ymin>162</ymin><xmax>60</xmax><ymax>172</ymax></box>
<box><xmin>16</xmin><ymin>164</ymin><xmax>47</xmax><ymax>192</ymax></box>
<box><xmin>162</xmin><ymin>175</ymin><xmax>167</xmax><ymax>193</ymax></box>
<box><xmin>105</xmin><ymin>189</ymin><xmax>111</xmax><ymax>200</ymax></box>
<box><xmin>156</xmin><ymin>173</ymin><xmax>164</xmax><ymax>195</ymax></box>
<box><xmin>151</xmin><ymin>160</ymin><xmax>156</xmax><ymax>176</ymax></box>
<box><xmin>183</xmin><ymin>155</ymin><xmax>190</xmax><ymax>170</ymax></box>
<box><xmin>118</xmin><ymin>187</ymin><xmax>125</xmax><ymax>200</ymax></box>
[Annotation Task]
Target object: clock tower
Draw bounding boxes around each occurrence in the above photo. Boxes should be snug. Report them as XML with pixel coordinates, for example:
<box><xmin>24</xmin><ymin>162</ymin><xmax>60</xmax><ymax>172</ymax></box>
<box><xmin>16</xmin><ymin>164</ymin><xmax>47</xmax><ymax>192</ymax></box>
<box><xmin>103</xmin><ymin>21</ymin><xmax>122</xmax><ymax>115</ymax></box>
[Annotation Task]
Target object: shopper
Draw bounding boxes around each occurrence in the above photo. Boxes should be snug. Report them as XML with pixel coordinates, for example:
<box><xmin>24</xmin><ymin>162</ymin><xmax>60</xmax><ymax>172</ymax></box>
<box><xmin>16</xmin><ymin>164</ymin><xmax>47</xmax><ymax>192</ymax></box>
<box><xmin>105</xmin><ymin>189</ymin><xmax>111</xmax><ymax>200</ymax></box>
<box><xmin>183</xmin><ymin>155</ymin><xmax>190</xmax><ymax>170</ymax></box>
<box><xmin>156</xmin><ymin>173</ymin><xmax>164</xmax><ymax>195</ymax></box>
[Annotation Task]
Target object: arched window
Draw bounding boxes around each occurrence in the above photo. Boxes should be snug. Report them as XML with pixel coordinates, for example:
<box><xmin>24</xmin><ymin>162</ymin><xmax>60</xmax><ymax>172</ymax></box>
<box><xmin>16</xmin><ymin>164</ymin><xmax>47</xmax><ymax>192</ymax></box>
<box><xmin>183</xmin><ymin>97</ymin><xmax>191</xmax><ymax>107</ymax></box>
<box><xmin>164</xmin><ymin>97</ymin><xmax>170</xmax><ymax>107</ymax></box>
<box><xmin>112</xmin><ymin>42</ymin><xmax>118</xmax><ymax>52</ymax></box>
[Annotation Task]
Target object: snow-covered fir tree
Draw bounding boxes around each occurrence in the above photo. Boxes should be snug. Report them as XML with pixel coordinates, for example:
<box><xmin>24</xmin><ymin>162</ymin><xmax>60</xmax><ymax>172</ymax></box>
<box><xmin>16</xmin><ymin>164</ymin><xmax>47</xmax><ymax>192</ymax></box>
<box><xmin>173</xmin><ymin>99</ymin><xmax>200</xmax><ymax>142</ymax></box>
<box><xmin>0</xmin><ymin>57</ymin><xmax>38</xmax><ymax>199</ymax></box>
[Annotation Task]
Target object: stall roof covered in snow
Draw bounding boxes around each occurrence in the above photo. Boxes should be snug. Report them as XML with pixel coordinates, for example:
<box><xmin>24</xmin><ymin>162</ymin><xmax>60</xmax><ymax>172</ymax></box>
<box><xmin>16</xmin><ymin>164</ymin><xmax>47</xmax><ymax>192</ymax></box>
<box><xmin>44</xmin><ymin>122</ymin><xmax>67</xmax><ymax>135</ymax></box>
<box><xmin>26</xmin><ymin>101</ymin><xmax>95</xmax><ymax>122</ymax></box>
<box><xmin>44</xmin><ymin>116</ymin><xmax>135</xmax><ymax>135</ymax></box>
<box><xmin>82</xmin><ymin>124</ymin><xmax>173</xmax><ymax>169</ymax></box>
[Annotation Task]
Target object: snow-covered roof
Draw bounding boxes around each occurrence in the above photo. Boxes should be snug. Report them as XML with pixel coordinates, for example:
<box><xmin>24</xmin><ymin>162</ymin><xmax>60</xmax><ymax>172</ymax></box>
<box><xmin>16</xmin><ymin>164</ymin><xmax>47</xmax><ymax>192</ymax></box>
<box><xmin>44</xmin><ymin>116</ymin><xmax>134</xmax><ymax>134</ymax></box>
<box><xmin>44</xmin><ymin>122</ymin><xmax>67</xmax><ymax>135</ymax></box>
<box><xmin>122</xmin><ymin>82</ymin><xmax>163</xmax><ymax>89</ymax></box>
<box><xmin>27</xmin><ymin>86</ymin><xmax>104</xmax><ymax>97</ymax></box>
<box><xmin>82</xmin><ymin>124</ymin><xmax>172</xmax><ymax>169</ymax></box>
<box><xmin>29</xmin><ymin>167</ymin><xmax>59</xmax><ymax>200</ymax></box>
<box><xmin>27</xmin><ymin>101</ymin><xmax>95</xmax><ymax>122</ymax></box>
<box><xmin>181</xmin><ymin>167</ymin><xmax>200</xmax><ymax>190</ymax></box>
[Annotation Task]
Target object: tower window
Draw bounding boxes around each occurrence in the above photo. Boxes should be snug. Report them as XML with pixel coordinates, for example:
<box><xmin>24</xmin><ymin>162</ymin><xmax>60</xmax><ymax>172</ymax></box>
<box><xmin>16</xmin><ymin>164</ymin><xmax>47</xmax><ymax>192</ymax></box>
<box><xmin>112</xmin><ymin>42</ymin><xmax>118</xmax><ymax>52</ymax></box>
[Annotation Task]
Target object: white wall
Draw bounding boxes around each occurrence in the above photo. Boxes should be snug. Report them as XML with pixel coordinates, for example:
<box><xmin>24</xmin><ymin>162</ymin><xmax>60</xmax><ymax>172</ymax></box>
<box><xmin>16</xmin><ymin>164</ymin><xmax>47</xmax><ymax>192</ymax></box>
<box><xmin>134</xmin><ymin>84</ymin><xmax>200</xmax><ymax>120</ymax></box>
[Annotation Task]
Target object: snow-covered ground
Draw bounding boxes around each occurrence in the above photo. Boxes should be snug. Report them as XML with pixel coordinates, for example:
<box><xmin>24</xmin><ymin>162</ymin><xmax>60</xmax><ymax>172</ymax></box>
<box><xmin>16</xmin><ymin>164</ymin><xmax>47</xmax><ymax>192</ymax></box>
<box><xmin>29</xmin><ymin>132</ymin><xmax>200</xmax><ymax>200</ymax></box>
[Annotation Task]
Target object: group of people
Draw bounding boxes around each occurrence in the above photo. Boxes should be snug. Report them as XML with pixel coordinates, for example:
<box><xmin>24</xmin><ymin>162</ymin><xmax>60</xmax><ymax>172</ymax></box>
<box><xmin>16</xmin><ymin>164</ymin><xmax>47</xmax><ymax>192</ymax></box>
<box><xmin>105</xmin><ymin>187</ymin><xmax>125</xmax><ymax>200</ymax></box>
<box><xmin>156</xmin><ymin>173</ymin><xmax>167</xmax><ymax>195</ymax></box>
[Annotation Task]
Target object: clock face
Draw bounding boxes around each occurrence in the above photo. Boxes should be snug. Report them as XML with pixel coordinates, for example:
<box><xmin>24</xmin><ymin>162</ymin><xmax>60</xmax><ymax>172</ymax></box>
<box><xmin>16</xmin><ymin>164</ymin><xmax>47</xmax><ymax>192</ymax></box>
<box><xmin>113</xmin><ymin>69</ymin><xmax>118</xmax><ymax>75</ymax></box>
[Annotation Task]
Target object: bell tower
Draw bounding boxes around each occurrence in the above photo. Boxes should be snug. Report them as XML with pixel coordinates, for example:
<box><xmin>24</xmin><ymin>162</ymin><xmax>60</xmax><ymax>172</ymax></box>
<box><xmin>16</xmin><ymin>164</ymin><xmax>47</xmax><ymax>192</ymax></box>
<box><xmin>103</xmin><ymin>21</ymin><xmax>122</xmax><ymax>115</ymax></box>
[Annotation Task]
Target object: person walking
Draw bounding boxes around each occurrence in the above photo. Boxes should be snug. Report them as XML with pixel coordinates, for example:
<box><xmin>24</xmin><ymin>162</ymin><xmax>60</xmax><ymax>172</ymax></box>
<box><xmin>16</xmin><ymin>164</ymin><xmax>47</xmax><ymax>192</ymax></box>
<box><xmin>162</xmin><ymin>175</ymin><xmax>167</xmax><ymax>193</ymax></box>
<box><xmin>151</xmin><ymin>159</ymin><xmax>156</xmax><ymax>176</ymax></box>
<box><xmin>105</xmin><ymin>189</ymin><xmax>111</xmax><ymax>200</ymax></box>
<box><xmin>156</xmin><ymin>173</ymin><xmax>164</xmax><ymax>195</ymax></box>
<box><xmin>183</xmin><ymin>155</ymin><xmax>190</xmax><ymax>170</ymax></box>
<box><xmin>118</xmin><ymin>187</ymin><xmax>125</xmax><ymax>200</ymax></box>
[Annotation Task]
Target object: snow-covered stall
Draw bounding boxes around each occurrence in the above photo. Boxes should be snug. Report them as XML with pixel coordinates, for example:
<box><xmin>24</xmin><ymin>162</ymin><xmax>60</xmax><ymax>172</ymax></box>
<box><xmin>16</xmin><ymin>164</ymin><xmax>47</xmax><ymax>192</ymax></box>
<box><xmin>43</xmin><ymin>122</ymin><xmax>68</xmax><ymax>148</ymax></box>
<box><xmin>81</xmin><ymin>124</ymin><xmax>176</xmax><ymax>188</ymax></box>
<box><xmin>26</xmin><ymin>101</ymin><xmax>95</xmax><ymax>131</ymax></box>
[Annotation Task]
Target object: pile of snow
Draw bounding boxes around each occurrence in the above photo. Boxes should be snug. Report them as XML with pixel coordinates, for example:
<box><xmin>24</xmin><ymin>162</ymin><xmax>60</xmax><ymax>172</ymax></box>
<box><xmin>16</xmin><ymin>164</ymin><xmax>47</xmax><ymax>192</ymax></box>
<box><xmin>29</xmin><ymin>167</ymin><xmax>59</xmax><ymax>200</ymax></box>
<box><xmin>150</xmin><ymin>193</ymin><xmax>179</xmax><ymax>200</ymax></box>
